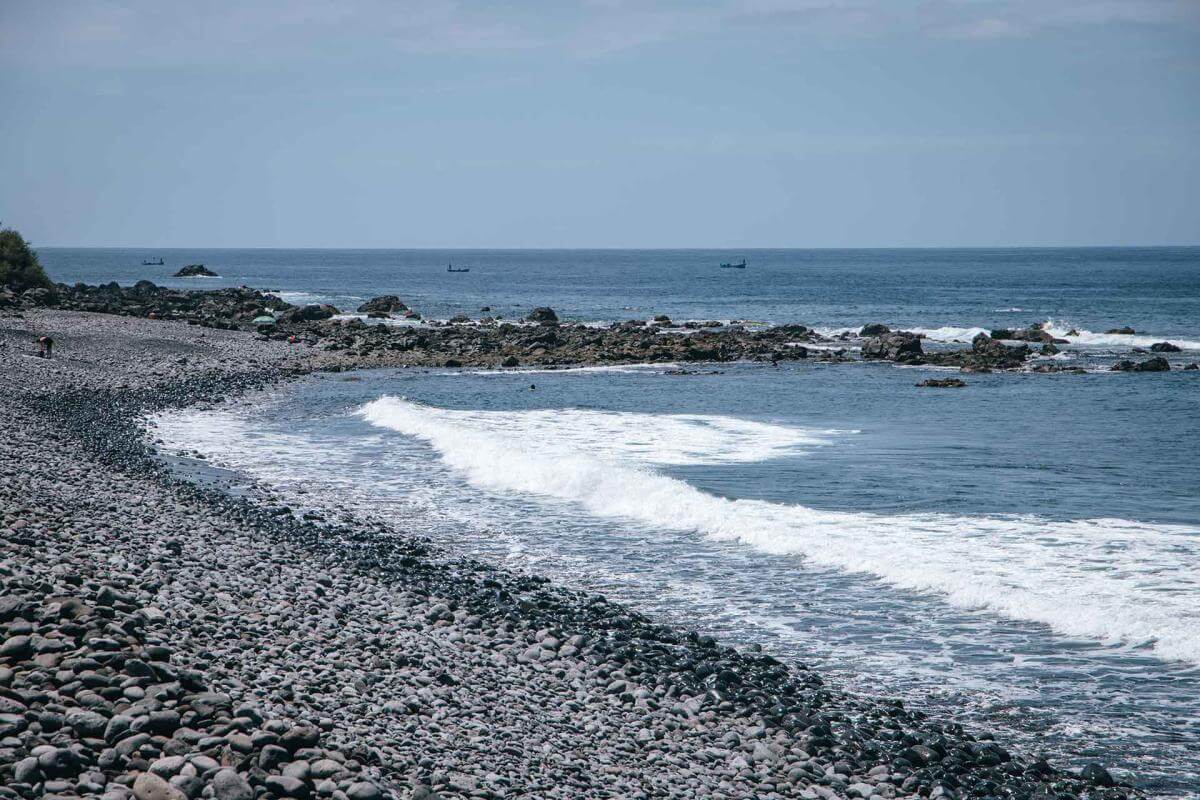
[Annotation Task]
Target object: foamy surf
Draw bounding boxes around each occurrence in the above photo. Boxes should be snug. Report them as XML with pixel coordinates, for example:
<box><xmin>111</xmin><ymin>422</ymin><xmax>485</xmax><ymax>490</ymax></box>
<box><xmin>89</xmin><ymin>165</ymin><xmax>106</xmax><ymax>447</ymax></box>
<box><xmin>1040</xmin><ymin>320</ymin><xmax>1200</xmax><ymax>351</ymax></box>
<box><xmin>359</xmin><ymin>396</ymin><xmax>1200</xmax><ymax>664</ymax></box>
<box><xmin>907</xmin><ymin>326</ymin><xmax>991</xmax><ymax>343</ymax></box>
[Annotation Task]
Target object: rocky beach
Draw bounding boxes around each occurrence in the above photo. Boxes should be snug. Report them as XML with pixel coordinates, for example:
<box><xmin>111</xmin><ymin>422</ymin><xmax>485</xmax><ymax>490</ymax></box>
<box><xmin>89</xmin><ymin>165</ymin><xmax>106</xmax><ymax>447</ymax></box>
<box><xmin>6</xmin><ymin>279</ymin><xmax>1172</xmax><ymax>375</ymax></box>
<box><xmin>0</xmin><ymin>299</ymin><xmax>1145</xmax><ymax>800</ymax></box>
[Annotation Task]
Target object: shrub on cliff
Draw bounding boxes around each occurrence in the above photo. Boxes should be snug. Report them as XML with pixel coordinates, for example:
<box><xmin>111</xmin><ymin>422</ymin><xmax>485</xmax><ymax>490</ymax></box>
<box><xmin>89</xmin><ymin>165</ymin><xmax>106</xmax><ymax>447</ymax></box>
<box><xmin>0</xmin><ymin>227</ymin><xmax>53</xmax><ymax>291</ymax></box>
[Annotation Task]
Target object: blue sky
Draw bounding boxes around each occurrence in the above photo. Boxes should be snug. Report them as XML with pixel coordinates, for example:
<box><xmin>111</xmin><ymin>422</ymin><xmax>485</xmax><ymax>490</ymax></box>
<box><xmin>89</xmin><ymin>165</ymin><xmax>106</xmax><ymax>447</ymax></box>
<box><xmin>1</xmin><ymin>1</ymin><xmax>1197</xmax><ymax>247</ymax></box>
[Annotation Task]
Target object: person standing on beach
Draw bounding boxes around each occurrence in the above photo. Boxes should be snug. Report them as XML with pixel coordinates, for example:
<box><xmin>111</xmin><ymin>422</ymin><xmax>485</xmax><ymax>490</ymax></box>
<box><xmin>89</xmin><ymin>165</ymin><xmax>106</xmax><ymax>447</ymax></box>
<box><xmin>38</xmin><ymin>336</ymin><xmax>53</xmax><ymax>358</ymax></box>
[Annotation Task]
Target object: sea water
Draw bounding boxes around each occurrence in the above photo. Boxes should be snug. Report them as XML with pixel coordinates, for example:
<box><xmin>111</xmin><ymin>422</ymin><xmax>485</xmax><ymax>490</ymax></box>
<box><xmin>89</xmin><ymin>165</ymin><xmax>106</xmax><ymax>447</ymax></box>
<box><xmin>44</xmin><ymin>247</ymin><xmax>1199</xmax><ymax>795</ymax></box>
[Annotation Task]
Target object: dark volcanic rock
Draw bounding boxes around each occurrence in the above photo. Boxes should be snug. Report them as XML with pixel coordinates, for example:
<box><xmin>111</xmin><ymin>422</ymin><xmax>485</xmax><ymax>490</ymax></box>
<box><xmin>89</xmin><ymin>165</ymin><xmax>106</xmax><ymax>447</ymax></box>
<box><xmin>1105</xmin><ymin>326</ymin><xmax>1136</xmax><ymax>335</ymax></box>
<box><xmin>858</xmin><ymin>323</ymin><xmax>890</xmax><ymax>337</ymax></box>
<box><xmin>917</xmin><ymin>378</ymin><xmax>966</xmax><ymax>388</ymax></box>
<box><xmin>280</xmin><ymin>303</ymin><xmax>339</xmax><ymax>323</ymax></box>
<box><xmin>989</xmin><ymin>325</ymin><xmax>1061</xmax><ymax>344</ymax></box>
<box><xmin>174</xmin><ymin>264</ymin><xmax>219</xmax><ymax>277</ymax></box>
<box><xmin>969</xmin><ymin>334</ymin><xmax>1031</xmax><ymax>367</ymax></box>
<box><xmin>526</xmin><ymin>306</ymin><xmax>559</xmax><ymax>323</ymax></box>
<box><xmin>861</xmin><ymin>332</ymin><xmax>922</xmax><ymax>362</ymax></box>
<box><xmin>356</xmin><ymin>295</ymin><xmax>408</xmax><ymax>315</ymax></box>
<box><xmin>1112</xmin><ymin>356</ymin><xmax>1170</xmax><ymax>372</ymax></box>
<box><xmin>1149</xmin><ymin>341</ymin><xmax>1181</xmax><ymax>353</ymax></box>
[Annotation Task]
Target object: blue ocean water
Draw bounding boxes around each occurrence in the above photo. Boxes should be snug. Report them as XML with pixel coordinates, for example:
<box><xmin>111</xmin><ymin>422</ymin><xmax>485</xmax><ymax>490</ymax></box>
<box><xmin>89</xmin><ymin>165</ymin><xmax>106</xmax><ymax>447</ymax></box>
<box><xmin>39</xmin><ymin>246</ymin><xmax>1200</xmax><ymax>340</ymax></box>
<box><xmin>48</xmin><ymin>248</ymin><xmax>1200</xmax><ymax>794</ymax></box>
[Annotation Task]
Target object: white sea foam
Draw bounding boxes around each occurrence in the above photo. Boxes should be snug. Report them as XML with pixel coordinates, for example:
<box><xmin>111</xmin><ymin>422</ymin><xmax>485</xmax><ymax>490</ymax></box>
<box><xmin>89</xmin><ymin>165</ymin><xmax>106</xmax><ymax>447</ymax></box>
<box><xmin>359</xmin><ymin>397</ymin><xmax>1200</xmax><ymax>664</ymax></box>
<box><xmin>463</xmin><ymin>363</ymin><xmax>679</xmax><ymax>377</ymax></box>
<box><xmin>1040</xmin><ymin>320</ymin><xmax>1200</xmax><ymax>351</ymax></box>
<box><xmin>269</xmin><ymin>290</ymin><xmax>326</xmax><ymax>305</ymax></box>
<box><xmin>330</xmin><ymin>313</ymin><xmax>424</xmax><ymax>328</ymax></box>
<box><xmin>907</xmin><ymin>326</ymin><xmax>990</xmax><ymax>343</ymax></box>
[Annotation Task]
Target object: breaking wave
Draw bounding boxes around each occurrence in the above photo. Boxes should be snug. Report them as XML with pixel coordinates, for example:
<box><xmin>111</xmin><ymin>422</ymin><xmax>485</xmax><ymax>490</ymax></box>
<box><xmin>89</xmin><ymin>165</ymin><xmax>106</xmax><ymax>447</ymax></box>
<box><xmin>359</xmin><ymin>397</ymin><xmax>1200</xmax><ymax>664</ymax></box>
<box><xmin>1040</xmin><ymin>320</ymin><xmax>1200</xmax><ymax>351</ymax></box>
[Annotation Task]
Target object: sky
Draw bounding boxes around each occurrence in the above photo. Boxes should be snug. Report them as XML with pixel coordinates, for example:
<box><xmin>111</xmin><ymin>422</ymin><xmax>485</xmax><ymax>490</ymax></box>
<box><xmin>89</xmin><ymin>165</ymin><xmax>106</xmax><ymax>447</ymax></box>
<box><xmin>1</xmin><ymin>1</ymin><xmax>1198</xmax><ymax>248</ymax></box>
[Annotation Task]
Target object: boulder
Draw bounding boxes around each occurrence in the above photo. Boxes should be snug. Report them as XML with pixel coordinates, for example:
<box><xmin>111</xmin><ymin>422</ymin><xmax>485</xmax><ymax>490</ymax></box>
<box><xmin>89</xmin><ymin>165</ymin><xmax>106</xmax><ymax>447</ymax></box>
<box><xmin>21</xmin><ymin>286</ymin><xmax>58</xmax><ymax>306</ymax></box>
<box><xmin>211</xmin><ymin>769</ymin><xmax>254</xmax><ymax>800</ymax></box>
<box><xmin>356</xmin><ymin>295</ymin><xmax>407</xmax><ymax>315</ymax></box>
<box><xmin>1149</xmin><ymin>341</ymin><xmax>1181</xmax><ymax>353</ymax></box>
<box><xmin>1112</xmin><ymin>356</ymin><xmax>1170</xmax><ymax>372</ymax></box>
<box><xmin>970</xmin><ymin>333</ymin><xmax>1031</xmax><ymax>365</ymax></box>
<box><xmin>861</xmin><ymin>332</ymin><xmax>922</xmax><ymax>362</ymax></box>
<box><xmin>132</xmin><ymin>772</ymin><xmax>185</xmax><ymax>800</ymax></box>
<box><xmin>1105</xmin><ymin>326</ymin><xmax>1135</xmax><ymax>335</ymax></box>
<box><xmin>280</xmin><ymin>304</ymin><xmax>339</xmax><ymax>323</ymax></box>
<box><xmin>917</xmin><ymin>378</ymin><xmax>966</xmax><ymax>388</ymax></box>
<box><xmin>1080</xmin><ymin>763</ymin><xmax>1115</xmax><ymax>788</ymax></box>
<box><xmin>858</xmin><ymin>323</ymin><xmax>890</xmax><ymax>337</ymax></box>
<box><xmin>526</xmin><ymin>306</ymin><xmax>558</xmax><ymax>323</ymax></box>
<box><xmin>990</xmin><ymin>325</ymin><xmax>1057</xmax><ymax>343</ymax></box>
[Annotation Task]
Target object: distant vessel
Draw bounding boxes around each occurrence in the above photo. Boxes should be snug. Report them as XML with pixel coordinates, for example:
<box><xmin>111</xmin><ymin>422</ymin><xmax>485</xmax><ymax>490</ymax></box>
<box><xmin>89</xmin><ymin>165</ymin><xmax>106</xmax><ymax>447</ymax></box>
<box><xmin>447</xmin><ymin>263</ymin><xmax>470</xmax><ymax>273</ymax></box>
<box><xmin>719</xmin><ymin>259</ymin><xmax>746</xmax><ymax>269</ymax></box>
<box><xmin>142</xmin><ymin>258</ymin><xmax>164</xmax><ymax>266</ymax></box>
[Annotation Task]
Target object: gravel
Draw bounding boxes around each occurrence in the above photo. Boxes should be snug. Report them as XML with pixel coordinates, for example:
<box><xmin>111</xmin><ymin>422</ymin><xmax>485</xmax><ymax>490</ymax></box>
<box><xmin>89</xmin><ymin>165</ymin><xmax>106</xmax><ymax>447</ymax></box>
<box><xmin>0</xmin><ymin>310</ymin><xmax>1136</xmax><ymax>799</ymax></box>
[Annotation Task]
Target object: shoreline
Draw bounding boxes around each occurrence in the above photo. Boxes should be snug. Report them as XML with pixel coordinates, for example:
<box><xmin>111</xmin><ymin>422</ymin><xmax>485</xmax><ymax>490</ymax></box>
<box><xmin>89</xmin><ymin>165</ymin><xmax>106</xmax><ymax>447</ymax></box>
<box><xmin>2</xmin><ymin>310</ymin><xmax>1137</xmax><ymax>799</ymax></box>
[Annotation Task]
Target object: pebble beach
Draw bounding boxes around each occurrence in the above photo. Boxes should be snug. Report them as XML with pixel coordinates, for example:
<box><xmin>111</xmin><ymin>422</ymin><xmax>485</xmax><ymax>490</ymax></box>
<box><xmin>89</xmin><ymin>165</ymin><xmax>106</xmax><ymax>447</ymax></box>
<box><xmin>0</xmin><ymin>309</ymin><xmax>1139</xmax><ymax>800</ymax></box>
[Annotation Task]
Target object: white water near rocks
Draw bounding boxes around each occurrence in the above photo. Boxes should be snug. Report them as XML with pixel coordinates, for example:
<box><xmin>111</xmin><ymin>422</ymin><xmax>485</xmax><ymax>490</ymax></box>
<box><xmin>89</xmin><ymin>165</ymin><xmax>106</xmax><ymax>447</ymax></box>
<box><xmin>149</xmin><ymin>362</ymin><xmax>1200</xmax><ymax>796</ymax></box>
<box><xmin>358</xmin><ymin>397</ymin><xmax>1200</xmax><ymax>666</ymax></box>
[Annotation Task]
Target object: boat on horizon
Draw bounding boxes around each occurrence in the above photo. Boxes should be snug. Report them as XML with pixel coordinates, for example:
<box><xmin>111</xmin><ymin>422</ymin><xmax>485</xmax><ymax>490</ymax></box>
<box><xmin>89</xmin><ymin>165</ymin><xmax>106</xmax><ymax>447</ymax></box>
<box><xmin>447</xmin><ymin>263</ymin><xmax>470</xmax><ymax>273</ymax></box>
<box><xmin>719</xmin><ymin>259</ymin><xmax>746</xmax><ymax>269</ymax></box>
<box><xmin>142</xmin><ymin>258</ymin><xmax>164</xmax><ymax>266</ymax></box>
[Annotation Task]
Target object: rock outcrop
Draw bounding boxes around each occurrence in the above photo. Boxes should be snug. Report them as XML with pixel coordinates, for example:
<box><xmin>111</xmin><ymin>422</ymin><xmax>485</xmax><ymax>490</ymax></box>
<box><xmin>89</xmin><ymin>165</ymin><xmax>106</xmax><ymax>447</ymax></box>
<box><xmin>861</xmin><ymin>332</ymin><xmax>922</xmax><ymax>362</ymax></box>
<box><xmin>174</xmin><ymin>265</ymin><xmax>219</xmax><ymax>278</ymax></box>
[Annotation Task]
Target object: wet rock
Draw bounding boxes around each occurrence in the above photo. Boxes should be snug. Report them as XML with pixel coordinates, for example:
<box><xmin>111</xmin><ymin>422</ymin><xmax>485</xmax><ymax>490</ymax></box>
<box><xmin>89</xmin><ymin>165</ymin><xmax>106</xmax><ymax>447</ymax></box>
<box><xmin>1112</xmin><ymin>356</ymin><xmax>1170</xmax><ymax>372</ymax></box>
<box><xmin>174</xmin><ymin>265</ymin><xmax>219</xmax><ymax>278</ymax></box>
<box><xmin>916</xmin><ymin>378</ymin><xmax>966</xmax><ymax>388</ymax></box>
<box><xmin>1080</xmin><ymin>763</ymin><xmax>1116</xmax><ymax>787</ymax></box>
<box><xmin>526</xmin><ymin>306</ymin><xmax>558</xmax><ymax>323</ymax></box>
<box><xmin>356</xmin><ymin>296</ymin><xmax>408</xmax><ymax>315</ymax></box>
<box><xmin>281</xmin><ymin>304</ymin><xmax>339</xmax><ymax>323</ymax></box>
<box><xmin>1149</xmin><ymin>341</ymin><xmax>1181</xmax><ymax>352</ymax></box>
<box><xmin>858</xmin><ymin>323</ymin><xmax>890</xmax><ymax>337</ymax></box>
<box><xmin>1105</xmin><ymin>326</ymin><xmax>1136</xmax><ymax>334</ymax></box>
<box><xmin>861</xmin><ymin>332</ymin><xmax>922</xmax><ymax>362</ymax></box>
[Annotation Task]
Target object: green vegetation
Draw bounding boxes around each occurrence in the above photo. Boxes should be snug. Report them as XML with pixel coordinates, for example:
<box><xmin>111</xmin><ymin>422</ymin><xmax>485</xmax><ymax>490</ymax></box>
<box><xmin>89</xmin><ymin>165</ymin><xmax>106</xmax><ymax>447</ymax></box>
<box><xmin>0</xmin><ymin>227</ymin><xmax>53</xmax><ymax>291</ymax></box>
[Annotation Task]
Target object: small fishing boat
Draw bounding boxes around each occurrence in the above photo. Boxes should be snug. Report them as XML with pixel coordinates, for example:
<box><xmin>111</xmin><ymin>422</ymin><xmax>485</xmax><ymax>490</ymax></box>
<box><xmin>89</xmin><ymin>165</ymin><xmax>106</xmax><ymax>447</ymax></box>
<box><xmin>447</xmin><ymin>263</ymin><xmax>470</xmax><ymax>273</ymax></box>
<box><xmin>142</xmin><ymin>258</ymin><xmax>164</xmax><ymax>266</ymax></box>
<box><xmin>719</xmin><ymin>259</ymin><xmax>746</xmax><ymax>269</ymax></box>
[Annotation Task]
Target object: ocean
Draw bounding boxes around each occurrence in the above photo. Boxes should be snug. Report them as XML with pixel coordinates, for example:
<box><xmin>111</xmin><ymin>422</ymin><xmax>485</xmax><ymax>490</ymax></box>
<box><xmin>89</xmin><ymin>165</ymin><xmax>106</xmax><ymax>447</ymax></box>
<box><xmin>42</xmin><ymin>247</ymin><xmax>1200</xmax><ymax>795</ymax></box>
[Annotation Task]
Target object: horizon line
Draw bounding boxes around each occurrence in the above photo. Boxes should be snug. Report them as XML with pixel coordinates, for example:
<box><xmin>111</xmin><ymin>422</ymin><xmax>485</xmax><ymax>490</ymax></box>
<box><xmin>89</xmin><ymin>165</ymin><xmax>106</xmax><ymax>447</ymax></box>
<box><xmin>35</xmin><ymin>243</ymin><xmax>1200</xmax><ymax>251</ymax></box>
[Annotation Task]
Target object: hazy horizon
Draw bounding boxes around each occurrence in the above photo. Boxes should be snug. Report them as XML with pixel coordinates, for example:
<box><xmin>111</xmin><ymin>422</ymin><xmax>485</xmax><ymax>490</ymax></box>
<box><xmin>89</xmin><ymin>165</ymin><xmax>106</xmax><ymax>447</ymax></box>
<box><xmin>3</xmin><ymin>1</ymin><xmax>1198</xmax><ymax>249</ymax></box>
